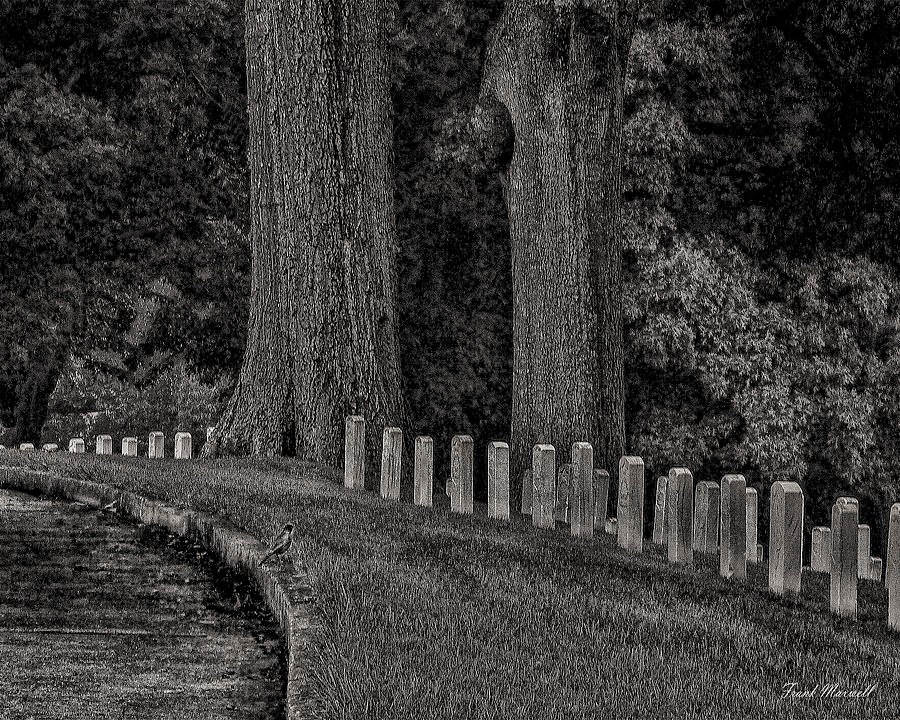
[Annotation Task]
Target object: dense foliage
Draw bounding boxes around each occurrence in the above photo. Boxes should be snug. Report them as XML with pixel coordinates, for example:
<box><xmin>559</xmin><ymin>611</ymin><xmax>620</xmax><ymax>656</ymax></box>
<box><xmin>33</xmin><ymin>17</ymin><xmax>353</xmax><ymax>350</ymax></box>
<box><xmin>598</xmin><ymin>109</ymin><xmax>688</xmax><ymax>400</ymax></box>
<box><xmin>2</xmin><ymin>0</ymin><xmax>899</xmax><ymax>542</ymax></box>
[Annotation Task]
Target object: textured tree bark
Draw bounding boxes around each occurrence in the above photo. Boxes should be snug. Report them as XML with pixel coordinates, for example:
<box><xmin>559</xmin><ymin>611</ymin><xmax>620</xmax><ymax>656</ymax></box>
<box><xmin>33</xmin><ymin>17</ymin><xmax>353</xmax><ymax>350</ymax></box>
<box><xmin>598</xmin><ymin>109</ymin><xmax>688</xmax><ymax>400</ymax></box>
<box><xmin>477</xmin><ymin>0</ymin><xmax>637</xmax><ymax>481</ymax></box>
<box><xmin>212</xmin><ymin>0</ymin><xmax>405</xmax><ymax>466</ymax></box>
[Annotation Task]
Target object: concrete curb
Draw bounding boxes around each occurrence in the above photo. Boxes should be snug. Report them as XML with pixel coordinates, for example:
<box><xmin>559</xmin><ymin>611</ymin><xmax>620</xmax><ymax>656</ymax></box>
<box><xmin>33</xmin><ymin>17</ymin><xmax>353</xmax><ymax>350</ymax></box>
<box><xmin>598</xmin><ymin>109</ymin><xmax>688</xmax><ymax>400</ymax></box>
<box><xmin>0</xmin><ymin>465</ymin><xmax>319</xmax><ymax>720</ymax></box>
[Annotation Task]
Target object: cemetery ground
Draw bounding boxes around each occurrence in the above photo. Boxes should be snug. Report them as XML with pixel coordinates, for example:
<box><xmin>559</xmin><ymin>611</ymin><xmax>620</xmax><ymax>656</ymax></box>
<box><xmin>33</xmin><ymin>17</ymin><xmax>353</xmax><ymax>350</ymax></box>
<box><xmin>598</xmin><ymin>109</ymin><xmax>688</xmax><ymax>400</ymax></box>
<box><xmin>4</xmin><ymin>451</ymin><xmax>899</xmax><ymax>719</ymax></box>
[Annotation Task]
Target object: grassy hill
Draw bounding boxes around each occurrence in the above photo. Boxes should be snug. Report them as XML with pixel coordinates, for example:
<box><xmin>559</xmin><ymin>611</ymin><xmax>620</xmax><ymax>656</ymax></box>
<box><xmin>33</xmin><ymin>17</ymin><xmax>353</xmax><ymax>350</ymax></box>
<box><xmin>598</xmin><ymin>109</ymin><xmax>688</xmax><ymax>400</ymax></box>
<box><xmin>5</xmin><ymin>451</ymin><xmax>898</xmax><ymax>719</ymax></box>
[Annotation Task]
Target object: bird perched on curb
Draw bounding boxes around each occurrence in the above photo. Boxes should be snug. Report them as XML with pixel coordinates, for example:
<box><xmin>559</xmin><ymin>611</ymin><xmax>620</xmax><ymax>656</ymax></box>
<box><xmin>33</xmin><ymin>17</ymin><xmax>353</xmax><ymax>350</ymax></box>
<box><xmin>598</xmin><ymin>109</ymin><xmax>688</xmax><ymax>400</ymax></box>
<box><xmin>260</xmin><ymin>523</ymin><xmax>294</xmax><ymax>565</ymax></box>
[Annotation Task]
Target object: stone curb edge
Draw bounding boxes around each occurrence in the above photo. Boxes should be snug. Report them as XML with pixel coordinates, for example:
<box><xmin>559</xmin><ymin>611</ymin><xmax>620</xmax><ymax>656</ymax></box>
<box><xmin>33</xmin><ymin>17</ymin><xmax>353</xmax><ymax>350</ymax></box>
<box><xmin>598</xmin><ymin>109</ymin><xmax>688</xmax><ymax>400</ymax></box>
<box><xmin>0</xmin><ymin>466</ymin><xmax>320</xmax><ymax>720</ymax></box>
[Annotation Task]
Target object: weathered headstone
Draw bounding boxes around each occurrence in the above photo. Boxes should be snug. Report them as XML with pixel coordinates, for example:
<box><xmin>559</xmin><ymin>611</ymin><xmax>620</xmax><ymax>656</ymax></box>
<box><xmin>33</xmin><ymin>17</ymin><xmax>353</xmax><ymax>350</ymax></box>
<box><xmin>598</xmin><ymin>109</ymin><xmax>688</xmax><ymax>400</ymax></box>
<box><xmin>870</xmin><ymin>557</ymin><xmax>883</xmax><ymax>583</ymax></box>
<box><xmin>379</xmin><ymin>427</ymin><xmax>403</xmax><ymax>501</ymax></box>
<box><xmin>888</xmin><ymin>504</ymin><xmax>900</xmax><ymax>630</ymax></box>
<box><xmin>605</xmin><ymin>517</ymin><xmax>618</xmax><ymax>536</ymax></box>
<box><xmin>667</xmin><ymin>467</ymin><xmax>693</xmax><ymax>565</ymax></box>
<box><xmin>96</xmin><ymin>435</ymin><xmax>113</xmax><ymax>455</ymax></box>
<box><xmin>830</xmin><ymin>496</ymin><xmax>859</xmax><ymax>619</ymax></box>
<box><xmin>521</xmin><ymin>469</ymin><xmax>533</xmax><ymax>515</ymax></box>
<box><xmin>652</xmin><ymin>477</ymin><xmax>667</xmax><ymax>545</ymax></box>
<box><xmin>532</xmin><ymin>445</ymin><xmax>556</xmax><ymax>530</ymax></box>
<box><xmin>858</xmin><ymin>524</ymin><xmax>872</xmax><ymax>580</ymax></box>
<box><xmin>757</xmin><ymin>544</ymin><xmax>764</xmax><ymax>563</ymax></box>
<box><xmin>68</xmin><ymin>438</ymin><xmax>85</xmax><ymax>454</ymax></box>
<box><xmin>148</xmin><ymin>431</ymin><xmax>165</xmax><ymax>459</ymax></box>
<box><xmin>570</xmin><ymin>443</ymin><xmax>594</xmax><ymax>538</ymax></box>
<box><xmin>746</xmin><ymin>487</ymin><xmax>759</xmax><ymax>565</ymax></box>
<box><xmin>593</xmin><ymin>469</ymin><xmax>610</xmax><ymax>533</ymax></box>
<box><xmin>174</xmin><ymin>432</ymin><xmax>192</xmax><ymax>460</ymax></box>
<box><xmin>617</xmin><ymin>456</ymin><xmax>644</xmax><ymax>554</ymax></box>
<box><xmin>487</xmin><ymin>441</ymin><xmax>510</xmax><ymax>520</ymax></box>
<box><xmin>41</xmin><ymin>443</ymin><xmax>59</xmax><ymax>452</ymax></box>
<box><xmin>719</xmin><ymin>474</ymin><xmax>747</xmax><ymax>581</ymax></box>
<box><xmin>768</xmin><ymin>481</ymin><xmax>804</xmax><ymax>597</ymax></box>
<box><xmin>121</xmin><ymin>437</ymin><xmax>138</xmax><ymax>457</ymax></box>
<box><xmin>414</xmin><ymin>436</ymin><xmax>434</xmax><ymax>508</ymax></box>
<box><xmin>810</xmin><ymin>526</ymin><xmax>832</xmax><ymax>573</ymax></box>
<box><xmin>693</xmin><ymin>481</ymin><xmax>720</xmax><ymax>554</ymax></box>
<box><xmin>450</xmin><ymin>435</ymin><xmax>474</xmax><ymax>514</ymax></box>
<box><xmin>344</xmin><ymin>416</ymin><xmax>366</xmax><ymax>490</ymax></box>
<box><xmin>555</xmin><ymin>464</ymin><xmax>572</xmax><ymax>523</ymax></box>
<box><xmin>18</xmin><ymin>443</ymin><xmax>34</xmax><ymax>451</ymax></box>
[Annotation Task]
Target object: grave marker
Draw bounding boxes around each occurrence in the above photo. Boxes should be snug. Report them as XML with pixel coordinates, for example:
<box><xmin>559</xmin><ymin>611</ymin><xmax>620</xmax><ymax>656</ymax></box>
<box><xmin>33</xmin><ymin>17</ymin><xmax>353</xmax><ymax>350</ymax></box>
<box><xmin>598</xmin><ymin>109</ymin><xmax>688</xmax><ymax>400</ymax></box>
<box><xmin>414</xmin><ymin>436</ymin><xmax>434</xmax><ymax>507</ymax></box>
<box><xmin>830</xmin><ymin>496</ymin><xmax>859</xmax><ymax>619</ymax></box>
<box><xmin>719</xmin><ymin>475</ymin><xmax>747</xmax><ymax>581</ymax></box>
<box><xmin>122</xmin><ymin>437</ymin><xmax>138</xmax><ymax>457</ymax></box>
<box><xmin>746</xmin><ymin>487</ymin><xmax>759</xmax><ymax>565</ymax></box>
<box><xmin>858</xmin><ymin>524</ymin><xmax>871</xmax><ymax>580</ymax></box>
<box><xmin>174</xmin><ymin>432</ymin><xmax>192</xmax><ymax>460</ymax></box>
<box><xmin>148</xmin><ymin>431</ymin><xmax>165</xmax><ymax>459</ymax></box>
<box><xmin>693</xmin><ymin>481</ymin><xmax>720</xmax><ymax>554</ymax></box>
<box><xmin>96</xmin><ymin>435</ymin><xmax>113</xmax><ymax>455</ymax></box>
<box><xmin>667</xmin><ymin>467</ymin><xmax>693</xmax><ymax>565</ymax></box>
<box><xmin>652</xmin><ymin>477</ymin><xmax>667</xmax><ymax>545</ymax></box>
<box><xmin>41</xmin><ymin>443</ymin><xmax>59</xmax><ymax>452</ymax></box>
<box><xmin>617</xmin><ymin>457</ymin><xmax>645</xmax><ymax>554</ymax></box>
<box><xmin>593</xmin><ymin>469</ymin><xmax>610</xmax><ymax>533</ymax></box>
<box><xmin>570</xmin><ymin>443</ymin><xmax>594</xmax><ymax>538</ymax></box>
<box><xmin>379</xmin><ymin>428</ymin><xmax>402</xmax><ymax>500</ymax></box>
<box><xmin>888</xmin><ymin>504</ymin><xmax>900</xmax><ymax>630</ymax></box>
<box><xmin>487</xmin><ymin>441</ymin><xmax>510</xmax><ymax>520</ymax></box>
<box><xmin>532</xmin><ymin>445</ymin><xmax>556</xmax><ymax>530</ymax></box>
<box><xmin>18</xmin><ymin>443</ymin><xmax>34</xmax><ymax>451</ymax></box>
<box><xmin>450</xmin><ymin>435</ymin><xmax>474</xmax><ymax>514</ymax></box>
<box><xmin>68</xmin><ymin>438</ymin><xmax>85</xmax><ymax>454</ymax></box>
<box><xmin>344</xmin><ymin>416</ymin><xmax>366</xmax><ymax>490</ymax></box>
<box><xmin>768</xmin><ymin>481</ymin><xmax>804</xmax><ymax>597</ymax></box>
<box><xmin>870</xmin><ymin>557</ymin><xmax>883</xmax><ymax>583</ymax></box>
<box><xmin>810</xmin><ymin>526</ymin><xmax>832</xmax><ymax>573</ymax></box>
<box><xmin>555</xmin><ymin>464</ymin><xmax>572</xmax><ymax>523</ymax></box>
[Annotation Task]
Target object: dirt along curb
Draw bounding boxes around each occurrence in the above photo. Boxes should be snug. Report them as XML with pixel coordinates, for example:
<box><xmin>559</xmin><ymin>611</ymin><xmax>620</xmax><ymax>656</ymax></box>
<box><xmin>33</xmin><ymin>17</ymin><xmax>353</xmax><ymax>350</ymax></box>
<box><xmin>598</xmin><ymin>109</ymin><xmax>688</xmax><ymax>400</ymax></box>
<box><xmin>0</xmin><ymin>465</ymin><xmax>321</xmax><ymax>720</ymax></box>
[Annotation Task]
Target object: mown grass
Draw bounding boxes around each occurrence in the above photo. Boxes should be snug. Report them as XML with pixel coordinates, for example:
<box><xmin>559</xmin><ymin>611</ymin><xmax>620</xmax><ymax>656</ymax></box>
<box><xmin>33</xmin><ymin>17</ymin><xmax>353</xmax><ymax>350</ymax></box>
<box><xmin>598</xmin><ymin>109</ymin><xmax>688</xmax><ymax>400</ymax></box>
<box><xmin>5</xmin><ymin>450</ymin><xmax>899</xmax><ymax>719</ymax></box>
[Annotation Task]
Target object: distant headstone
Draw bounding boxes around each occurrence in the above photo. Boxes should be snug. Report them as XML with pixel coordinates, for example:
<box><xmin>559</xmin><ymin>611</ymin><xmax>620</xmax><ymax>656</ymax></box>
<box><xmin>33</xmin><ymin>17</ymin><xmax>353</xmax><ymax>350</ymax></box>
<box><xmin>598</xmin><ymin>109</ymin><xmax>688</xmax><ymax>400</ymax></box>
<box><xmin>68</xmin><ymin>438</ymin><xmax>85</xmax><ymax>454</ymax></box>
<box><xmin>555</xmin><ymin>464</ymin><xmax>572</xmax><ymax>523</ymax></box>
<box><xmin>174</xmin><ymin>432</ymin><xmax>192</xmax><ymax>460</ymax></box>
<box><xmin>617</xmin><ymin>457</ymin><xmax>644</xmax><ymax>554</ymax></box>
<box><xmin>122</xmin><ymin>437</ymin><xmax>138</xmax><ymax>457</ymax></box>
<box><xmin>693</xmin><ymin>481</ymin><xmax>720</xmax><ymax>554</ymax></box>
<box><xmin>858</xmin><ymin>524</ymin><xmax>872</xmax><ymax>580</ymax></box>
<box><xmin>487</xmin><ymin>441</ymin><xmax>510</xmax><ymax>520</ymax></box>
<box><xmin>450</xmin><ymin>435</ymin><xmax>474</xmax><ymax>514</ymax></box>
<box><xmin>531</xmin><ymin>445</ymin><xmax>556</xmax><ymax>530</ymax></box>
<box><xmin>810</xmin><ymin>526</ymin><xmax>832</xmax><ymax>572</ymax></box>
<box><xmin>344</xmin><ymin>416</ymin><xmax>366</xmax><ymax>490</ymax></box>
<box><xmin>18</xmin><ymin>443</ymin><xmax>34</xmax><ymax>451</ymax></box>
<box><xmin>96</xmin><ymin>435</ymin><xmax>113</xmax><ymax>455</ymax></box>
<box><xmin>757</xmin><ymin>544</ymin><xmax>764</xmax><ymax>563</ymax></box>
<box><xmin>768</xmin><ymin>481</ymin><xmax>804</xmax><ymax>597</ymax></box>
<box><xmin>206</xmin><ymin>426</ymin><xmax>216</xmax><ymax>443</ymax></box>
<box><xmin>667</xmin><ymin>467</ymin><xmax>693</xmax><ymax>565</ymax></box>
<box><xmin>888</xmin><ymin>504</ymin><xmax>900</xmax><ymax>630</ymax></box>
<box><xmin>652</xmin><ymin>477</ymin><xmax>667</xmax><ymax>545</ymax></box>
<box><xmin>570</xmin><ymin>443</ymin><xmax>594</xmax><ymax>538</ymax></box>
<box><xmin>605</xmin><ymin>517</ymin><xmax>618</xmax><ymax>536</ymax></box>
<box><xmin>746</xmin><ymin>487</ymin><xmax>759</xmax><ymax>565</ymax></box>
<box><xmin>719</xmin><ymin>475</ymin><xmax>747</xmax><ymax>581</ymax></box>
<box><xmin>41</xmin><ymin>443</ymin><xmax>58</xmax><ymax>452</ymax></box>
<box><xmin>414</xmin><ymin>436</ymin><xmax>434</xmax><ymax>508</ymax></box>
<box><xmin>148</xmin><ymin>431</ymin><xmax>165</xmax><ymax>459</ymax></box>
<box><xmin>870</xmin><ymin>557</ymin><xmax>883</xmax><ymax>583</ymax></box>
<box><xmin>521</xmin><ymin>469</ymin><xmax>533</xmax><ymax>515</ymax></box>
<box><xmin>379</xmin><ymin>427</ymin><xmax>403</xmax><ymax>501</ymax></box>
<box><xmin>830</xmin><ymin>496</ymin><xmax>859</xmax><ymax>619</ymax></box>
<box><xmin>593</xmin><ymin>469</ymin><xmax>610</xmax><ymax>533</ymax></box>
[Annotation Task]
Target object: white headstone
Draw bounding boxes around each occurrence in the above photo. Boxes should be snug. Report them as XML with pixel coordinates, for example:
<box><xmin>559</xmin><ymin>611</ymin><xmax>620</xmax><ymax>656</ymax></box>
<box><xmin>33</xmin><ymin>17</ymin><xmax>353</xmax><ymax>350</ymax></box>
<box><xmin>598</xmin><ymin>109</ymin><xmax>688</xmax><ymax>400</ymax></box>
<box><xmin>344</xmin><ymin>416</ymin><xmax>366</xmax><ymax>490</ymax></box>
<box><xmin>174</xmin><ymin>432</ymin><xmax>192</xmax><ymax>460</ymax></box>
<box><xmin>532</xmin><ymin>445</ymin><xmax>556</xmax><ymax>530</ymax></box>
<box><xmin>667</xmin><ymin>467</ymin><xmax>693</xmax><ymax>565</ymax></box>
<box><xmin>414</xmin><ymin>436</ymin><xmax>434</xmax><ymax>507</ymax></box>
<box><xmin>719</xmin><ymin>475</ymin><xmax>747</xmax><ymax>580</ymax></box>
<box><xmin>96</xmin><ymin>435</ymin><xmax>113</xmax><ymax>455</ymax></box>
<box><xmin>41</xmin><ymin>443</ymin><xmax>59</xmax><ymax>452</ymax></box>
<box><xmin>148</xmin><ymin>431</ymin><xmax>165</xmax><ymax>459</ymax></box>
<box><xmin>593</xmin><ymin>469</ymin><xmax>610</xmax><ymax>533</ymax></box>
<box><xmin>487</xmin><ymin>441</ymin><xmax>510</xmax><ymax>520</ymax></box>
<box><xmin>555</xmin><ymin>464</ymin><xmax>572</xmax><ymax>523</ymax></box>
<box><xmin>768</xmin><ymin>481</ymin><xmax>804</xmax><ymax>597</ymax></box>
<box><xmin>379</xmin><ymin>427</ymin><xmax>402</xmax><ymax>500</ymax></box>
<box><xmin>746</xmin><ymin>487</ymin><xmax>759</xmax><ymax>564</ymax></box>
<box><xmin>810</xmin><ymin>526</ymin><xmax>832</xmax><ymax>572</ymax></box>
<box><xmin>888</xmin><ymin>504</ymin><xmax>900</xmax><ymax>630</ymax></box>
<box><xmin>617</xmin><ymin>456</ymin><xmax>644</xmax><ymax>554</ymax></box>
<box><xmin>122</xmin><ymin>437</ymin><xmax>138</xmax><ymax>457</ymax></box>
<box><xmin>858</xmin><ymin>524</ymin><xmax>871</xmax><ymax>580</ymax></box>
<box><xmin>450</xmin><ymin>435</ymin><xmax>474</xmax><ymax>515</ymax></box>
<box><xmin>830</xmin><ymin>496</ymin><xmax>859</xmax><ymax>619</ymax></box>
<box><xmin>18</xmin><ymin>443</ymin><xmax>34</xmax><ymax>451</ymax></box>
<box><xmin>68</xmin><ymin>438</ymin><xmax>85</xmax><ymax>454</ymax></box>
<box><xmin>652</xmin><ymin>477</ymin><xmax>667</xmax><ymax>545</ymax></box>
<box><xmin>569</xmin><ymin>443</ymin><xmax>594</xmax><ymax>538</ymax></box>
<box><xmin>693</xmin><ymin>481</ymin><xmax>720</xmax><ymax>554</ymax></box>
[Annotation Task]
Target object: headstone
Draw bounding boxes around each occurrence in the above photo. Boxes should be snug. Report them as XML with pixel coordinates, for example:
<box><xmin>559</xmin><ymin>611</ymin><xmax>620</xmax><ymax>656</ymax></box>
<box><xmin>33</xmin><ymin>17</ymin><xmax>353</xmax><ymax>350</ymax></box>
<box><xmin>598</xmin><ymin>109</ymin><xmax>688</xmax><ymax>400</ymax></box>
<box><xmin>810</xmin><ymin>526</ymin><xmax>832</xmax><ymax>572</ymax></box>
<box><xmin>96</xmin><ymin>435</ymin><xmax>113</xmax><ymax>455</ymax></box>
<box><xmin>379</xmin><ymin>427</ymin><xmax>403</xmax><ymax>501</ymax></box>
<box><xmin>414</xmin><ymin>436</ymin><xmax>434</xmax><ymax>508</ymax></box>
<box><xmin>18</xmin><ymin>443</ymin><xmax>34</xmax><ymax>451</ymax></box>
<box><xmin>122</xmin><ymin>437</ymin><xmax>138</xmax><ymax>457</ymax></box>
<box><xmin>593</xmin><ymin>469</ymin><xmax>610</xmax><ymax>533</ymax></box>
<box><xmin>757</xmin><ymin>544</ymin><xmax>764</xmax><ymax>563</ymax></box>
<box><xmin>719</xmin><ymin>475</ymin><xmax>747</xmax><ymax>580</ymax></box>
<box><xmin>570</xmin><ymin>443</ymin><xmax>594</xmax><ymax>538</ymax></box>
<box><xmin>652</xmin><ymin>477</ymin><xmax>667</xmax><ymax>545</ymax></box>
<box><xmin>532</xmin><ymin>445</ymin><xmax>556</xmax><ymax>530</ymax></box>
<box><xmin>858</xmin><ymin>524</ymin><xmax>871</xmax><ymax>580</ymax></box>
<box><xmin>521</xmin><ymin>469</ymin><xmax>533</xmax><ymax>515</ymax></box>
<box><xmin>450</xmin><ymin>435</ymin><xmax>474</xmax><ymax>514</ymax></box>
<box><xmin>605</xmin><ymin>517</ymin><xmax>618</xmax><ymax>535</ymax></box>
<box><xmin>148</xmin><ymin>431</ymin><xmax>165</xmax><ymax>459</ymax></box>
<box><xmin>68</xmin><ymin>438</ymin><xmax>85</xmax><ymax>454</ymax></box>
<box><xmin>617</xmin><ymin>457</ymin><xmax>644</xmax><ymax>554</ymax></box>
<box><xmin>888</xmin><ymin>504</ymin><xmax>900</xmax><ymax>630</ymax></box>
<box><xmin>174</xmin><ymin>432</ymin><xmax>192</xmax><ymax>460</ymax></box>
<box><xmin>555</xmin><ymin>464</ymin><xmax>572</xmax><ymax>523</ymax></box>
<box><xmin>830</xmin><ymin>496</ymin><xmax>859</xmax><ymax>619</ymax></box>
<box><xmin>768</xmin><ymin>481</ymin><xmax>804</xmax><ymax>597</ymax></box>
<box><xmin>693</xmin><ymin>481</ymin><xmax>720</xmax><ymax>554</ymax></box>
<box><xmin>41</xmin><ymin>443</ymin><xmax>59</xmax><ymax>452</ymax></box>
<box><xmin>487</xmin><ymin>441</ymin><xmax>510</xmax><ymax>520</ymax></box>
<box><xmin>746</xmin><ymin>487</ymin><xmax>759</xmax><ymax>565</ymax></box>
<box><xmin>206</xmin><ymin>426</ymin><xmax>215</xmax><ymax>443</ymax></box>
<box><xmin>667</xmin><ymin>467</ymin><xmax>693</xmax><ymax>565</ymax></box>
<box><xmin>870</xmin><ymin>557</ymin><xmax>883</xmax><ymax>583</ymax></box>
<box><xmin>343</xmin><ymin>416</ymin><xmax>365</xmax><ymax>490</ymax></box>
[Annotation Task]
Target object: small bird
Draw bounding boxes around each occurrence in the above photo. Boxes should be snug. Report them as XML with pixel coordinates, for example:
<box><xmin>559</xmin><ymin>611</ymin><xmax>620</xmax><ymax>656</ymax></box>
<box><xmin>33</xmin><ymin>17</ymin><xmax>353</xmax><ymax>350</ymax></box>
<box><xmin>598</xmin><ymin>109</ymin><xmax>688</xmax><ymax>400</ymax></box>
<box><xmin>260</xmin><ymin>523</ymin><xmax>294</xmax><ymax>565</ymax></box>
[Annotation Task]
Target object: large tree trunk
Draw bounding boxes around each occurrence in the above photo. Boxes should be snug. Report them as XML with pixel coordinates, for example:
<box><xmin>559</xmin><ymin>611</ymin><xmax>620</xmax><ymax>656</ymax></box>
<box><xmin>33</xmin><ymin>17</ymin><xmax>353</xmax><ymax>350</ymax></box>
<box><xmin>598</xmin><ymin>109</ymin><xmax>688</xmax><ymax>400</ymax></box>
<box><xmin>478</xmin><ymin>1</ymin><xmax>637</xmax><ymax>480</ymax></box>
<box><xmin>212</xmin><ymin>0</ymin><xmax>405</xmax><ymax>466</ymax></box>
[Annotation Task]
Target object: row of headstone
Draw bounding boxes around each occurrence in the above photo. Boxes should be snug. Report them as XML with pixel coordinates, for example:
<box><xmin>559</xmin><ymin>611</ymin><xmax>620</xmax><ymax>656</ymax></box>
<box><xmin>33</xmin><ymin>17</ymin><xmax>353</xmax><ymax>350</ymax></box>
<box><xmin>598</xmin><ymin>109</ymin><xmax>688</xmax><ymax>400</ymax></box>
<box><xmin>13</xmin><ymin>432</ymin><xmax>197</xmax><ymax>459</ymax></box>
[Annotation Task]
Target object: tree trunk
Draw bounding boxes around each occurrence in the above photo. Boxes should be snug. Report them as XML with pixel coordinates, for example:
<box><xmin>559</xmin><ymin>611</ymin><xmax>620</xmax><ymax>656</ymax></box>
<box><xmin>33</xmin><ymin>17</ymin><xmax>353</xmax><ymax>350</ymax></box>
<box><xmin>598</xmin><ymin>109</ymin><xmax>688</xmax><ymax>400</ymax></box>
<box><xmin>212</xmin><ymin>0</ymin><xmax>405</xmax><ymax>467</ymax></box>
<box><xmin>12</xmin><ymin>340</ymin><xmax>69</xmax><ymax>444</ymax></box>
<box><xmin>478</xmin><ymin>1</ymin><xmax>637</xmax><ymax>481</ymax></box>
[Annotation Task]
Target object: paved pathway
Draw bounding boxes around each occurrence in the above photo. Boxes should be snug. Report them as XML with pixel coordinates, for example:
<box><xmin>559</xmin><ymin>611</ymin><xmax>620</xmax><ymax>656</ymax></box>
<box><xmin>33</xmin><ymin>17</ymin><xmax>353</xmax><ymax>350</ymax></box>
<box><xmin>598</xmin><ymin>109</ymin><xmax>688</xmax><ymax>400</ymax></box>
<box><xmin>0</xmin><ymin>488</ymin><xmax>284</xmax><ymax>720</ymax></box>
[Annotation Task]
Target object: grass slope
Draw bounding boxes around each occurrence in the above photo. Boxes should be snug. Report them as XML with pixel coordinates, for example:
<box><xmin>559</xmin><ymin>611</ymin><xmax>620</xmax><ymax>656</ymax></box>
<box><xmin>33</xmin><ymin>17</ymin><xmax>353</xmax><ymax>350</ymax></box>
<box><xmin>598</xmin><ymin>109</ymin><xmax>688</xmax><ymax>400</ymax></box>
<box><xmin>6</xmin><ymin>451</ymin><xmax>899</xmax><ymax>719</ymax></box>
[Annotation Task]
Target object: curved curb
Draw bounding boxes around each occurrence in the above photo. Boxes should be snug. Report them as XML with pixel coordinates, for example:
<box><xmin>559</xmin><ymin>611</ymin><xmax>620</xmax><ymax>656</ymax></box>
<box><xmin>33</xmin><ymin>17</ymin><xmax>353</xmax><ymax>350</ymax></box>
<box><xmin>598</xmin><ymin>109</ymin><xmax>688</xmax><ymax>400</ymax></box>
<box><xmin>0</xmin><ymin>466</ymin><xmax>319</xmax><ymax>720</ymax></box>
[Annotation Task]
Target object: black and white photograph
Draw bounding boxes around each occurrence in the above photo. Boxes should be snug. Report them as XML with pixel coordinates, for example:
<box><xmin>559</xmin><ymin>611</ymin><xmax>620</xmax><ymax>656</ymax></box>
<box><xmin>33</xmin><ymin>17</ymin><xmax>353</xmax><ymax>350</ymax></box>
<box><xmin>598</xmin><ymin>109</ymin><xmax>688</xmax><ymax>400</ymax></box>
<box><xmin>1</xmin><ymin>0</ymin><xmax>899</xmax><ymax>717</ymax></box>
